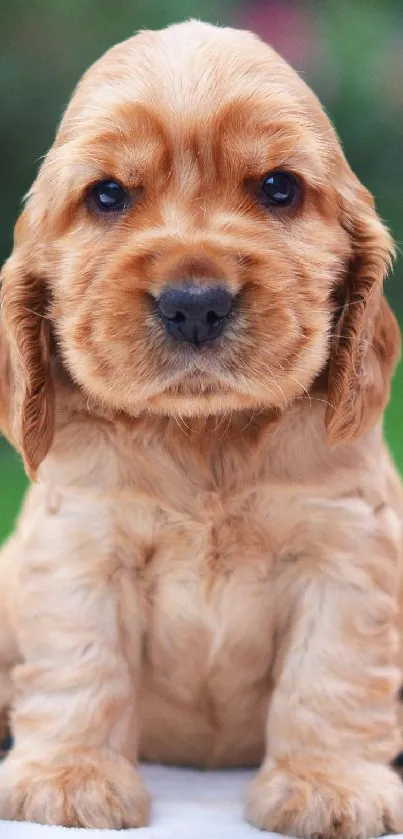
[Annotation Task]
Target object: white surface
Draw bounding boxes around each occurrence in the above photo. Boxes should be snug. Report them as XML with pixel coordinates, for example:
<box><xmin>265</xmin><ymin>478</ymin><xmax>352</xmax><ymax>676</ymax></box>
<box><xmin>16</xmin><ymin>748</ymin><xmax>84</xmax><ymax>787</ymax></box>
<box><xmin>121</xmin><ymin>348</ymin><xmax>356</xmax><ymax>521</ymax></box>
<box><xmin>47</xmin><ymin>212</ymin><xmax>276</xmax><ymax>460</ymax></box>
<box><xmin>0</xmin><ymin>763</ymin><xmax>399</xmax><ymax>838</ymax></box>
<box><xmin>0</xmin><ymin>764</ymin><xmax>260</xmax><ymax>837</ymax></box>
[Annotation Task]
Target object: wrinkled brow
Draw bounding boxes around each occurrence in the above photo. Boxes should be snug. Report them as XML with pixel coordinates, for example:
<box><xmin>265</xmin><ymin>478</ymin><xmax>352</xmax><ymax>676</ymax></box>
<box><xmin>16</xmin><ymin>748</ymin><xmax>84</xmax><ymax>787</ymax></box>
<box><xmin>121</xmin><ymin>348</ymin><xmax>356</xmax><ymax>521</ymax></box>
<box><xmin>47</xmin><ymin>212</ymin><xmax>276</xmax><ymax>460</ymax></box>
<box><xmin>209</xmin><ymin>99</ymin><xmax>331</xmax><ymax>186</ymax></box>
<box><xmin>31</xmin><ymin>85</ymin><xmax>334</xmax><ymax>238</ymax></box>
<box><xmin>58</xmin><ymin>90</ymin><xmax>330</xmax><ymax>182</ymax></box>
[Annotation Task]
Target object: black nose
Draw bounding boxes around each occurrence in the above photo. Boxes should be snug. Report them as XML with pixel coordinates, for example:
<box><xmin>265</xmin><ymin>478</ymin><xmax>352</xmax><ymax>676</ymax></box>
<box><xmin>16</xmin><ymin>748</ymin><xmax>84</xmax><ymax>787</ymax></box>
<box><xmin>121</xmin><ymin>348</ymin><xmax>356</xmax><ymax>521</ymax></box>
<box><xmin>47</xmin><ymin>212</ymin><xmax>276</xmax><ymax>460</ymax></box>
<box><xmin>157</xmin><ymin>284</ymin><xmax>234</xmax><ymax>345</ymax></box>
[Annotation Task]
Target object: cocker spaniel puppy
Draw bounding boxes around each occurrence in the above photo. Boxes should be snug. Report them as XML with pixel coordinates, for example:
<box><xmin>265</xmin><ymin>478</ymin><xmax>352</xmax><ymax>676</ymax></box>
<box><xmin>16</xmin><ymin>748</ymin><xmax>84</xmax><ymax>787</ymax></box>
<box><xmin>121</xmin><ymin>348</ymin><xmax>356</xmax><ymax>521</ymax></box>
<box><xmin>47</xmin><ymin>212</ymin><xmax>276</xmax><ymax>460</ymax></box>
<box><xmin>0</xmin><ymin>19</ymin><xmax>402</xmax><ymax>838</ymax></box>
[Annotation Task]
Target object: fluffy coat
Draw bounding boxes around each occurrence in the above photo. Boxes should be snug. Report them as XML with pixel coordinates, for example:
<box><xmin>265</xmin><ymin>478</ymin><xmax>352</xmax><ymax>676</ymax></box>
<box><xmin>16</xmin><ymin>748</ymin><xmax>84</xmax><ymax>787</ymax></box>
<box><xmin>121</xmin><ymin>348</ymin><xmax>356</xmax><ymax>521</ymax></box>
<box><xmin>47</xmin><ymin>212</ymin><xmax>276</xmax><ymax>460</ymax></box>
<box><xmin>0</xmin><ymin>20</ymin><xmax>402</xmax><ymax>838</ymax></box>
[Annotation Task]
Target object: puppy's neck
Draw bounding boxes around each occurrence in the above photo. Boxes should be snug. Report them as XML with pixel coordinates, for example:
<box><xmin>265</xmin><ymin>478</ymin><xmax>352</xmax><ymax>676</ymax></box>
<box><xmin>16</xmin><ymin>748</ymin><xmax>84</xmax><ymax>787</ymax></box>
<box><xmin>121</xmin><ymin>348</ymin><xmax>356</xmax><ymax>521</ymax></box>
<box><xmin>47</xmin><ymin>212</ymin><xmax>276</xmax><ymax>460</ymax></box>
<box><xmin>51</xmin><ymin>357</ymin><xmax>379</xmax><ymax>489</ymax></box>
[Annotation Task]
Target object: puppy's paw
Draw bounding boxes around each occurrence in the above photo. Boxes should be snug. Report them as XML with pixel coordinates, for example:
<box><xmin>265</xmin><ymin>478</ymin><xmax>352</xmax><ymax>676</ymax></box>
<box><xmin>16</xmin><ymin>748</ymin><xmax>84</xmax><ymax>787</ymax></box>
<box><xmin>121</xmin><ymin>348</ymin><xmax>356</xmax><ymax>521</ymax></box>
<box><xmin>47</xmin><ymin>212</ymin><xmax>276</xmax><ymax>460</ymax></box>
<box><xmin>246</xmin><ymin>757</ymin><xmax>403</xmax><ymax>838</ymax></box>
<box><xmin>0</xmin><ymin>750</ymin><xmax>150</xmax><ymax>828</ymax></box>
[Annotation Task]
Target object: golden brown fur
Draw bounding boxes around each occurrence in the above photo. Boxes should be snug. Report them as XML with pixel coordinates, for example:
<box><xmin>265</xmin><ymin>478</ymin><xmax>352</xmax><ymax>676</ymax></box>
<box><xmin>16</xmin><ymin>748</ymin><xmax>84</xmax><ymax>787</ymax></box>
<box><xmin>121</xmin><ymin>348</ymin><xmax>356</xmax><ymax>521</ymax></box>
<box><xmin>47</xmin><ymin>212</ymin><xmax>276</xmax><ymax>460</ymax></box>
<box><xmin>0</xmin><ymin>20</ymin><xmax>402</xmax><ymax>837</ymax></box>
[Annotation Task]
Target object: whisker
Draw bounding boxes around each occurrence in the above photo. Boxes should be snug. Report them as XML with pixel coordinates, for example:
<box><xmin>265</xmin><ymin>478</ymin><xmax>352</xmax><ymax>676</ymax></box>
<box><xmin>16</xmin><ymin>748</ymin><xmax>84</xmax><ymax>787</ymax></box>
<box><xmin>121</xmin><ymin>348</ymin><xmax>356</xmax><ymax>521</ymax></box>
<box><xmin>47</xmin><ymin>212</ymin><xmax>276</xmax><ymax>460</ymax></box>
<box><xmin>173</xmin><ymin>414</ymin><xmax>191</xmax><ymax>438</ymax></box>
<box><xmin>248</xmin><ymin>360</ymin><xmax>288</xmax><ymax>411</ymax></box>
<box><xmin>218</xmin><ymin>409</ymin><xmax>233</xmax><ymax>441</ymax></box>
<box><xmin>23</xmin><ymin>306</ymin><xmax>52</xmax><ymax>321</ymax></box>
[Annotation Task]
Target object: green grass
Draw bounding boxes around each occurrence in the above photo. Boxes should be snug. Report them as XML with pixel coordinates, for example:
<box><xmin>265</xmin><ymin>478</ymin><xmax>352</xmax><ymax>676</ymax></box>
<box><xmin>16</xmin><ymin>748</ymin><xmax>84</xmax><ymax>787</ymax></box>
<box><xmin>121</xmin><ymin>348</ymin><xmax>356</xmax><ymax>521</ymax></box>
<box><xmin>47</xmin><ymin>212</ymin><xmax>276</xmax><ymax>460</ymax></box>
<box><xmin>385</xmin><ymin>360</ymin><xmax>403</xmax><ymax>470</ymax></box>
<box><xmin>0</xmin><ymin>444</ymin><xmax>28</xmax><ymax>544</ymax></box>
<box><xmin>0</xmin><ymin>365</ymin><xmax>402</xmax><ymax>545</ymax></box>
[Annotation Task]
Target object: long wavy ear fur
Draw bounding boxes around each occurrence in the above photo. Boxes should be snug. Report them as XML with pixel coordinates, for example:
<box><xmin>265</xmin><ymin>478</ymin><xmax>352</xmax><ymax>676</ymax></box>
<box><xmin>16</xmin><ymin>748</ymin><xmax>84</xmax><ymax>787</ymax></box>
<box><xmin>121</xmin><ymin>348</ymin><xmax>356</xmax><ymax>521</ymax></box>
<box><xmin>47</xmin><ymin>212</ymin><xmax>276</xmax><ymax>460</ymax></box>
<box><xmin>326</xmin><ymin>172</ymin><xmax>400</xmax><ymax>444</ymax></box>
<box><xmin>0</xmin><ymin>207</ymin><xmax>54</xmax><ymax>478</ymax></box>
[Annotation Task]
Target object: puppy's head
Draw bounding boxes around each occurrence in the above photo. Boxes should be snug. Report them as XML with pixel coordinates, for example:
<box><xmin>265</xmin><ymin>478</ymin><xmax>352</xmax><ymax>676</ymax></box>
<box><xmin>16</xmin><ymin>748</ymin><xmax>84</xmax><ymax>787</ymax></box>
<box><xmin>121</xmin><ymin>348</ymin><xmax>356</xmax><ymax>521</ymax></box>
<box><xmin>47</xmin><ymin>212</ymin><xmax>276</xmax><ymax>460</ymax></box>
<box><xmin>1</xmin><ymin>21</ymin><xmax>400</xmax><ymax>475</ymax></box>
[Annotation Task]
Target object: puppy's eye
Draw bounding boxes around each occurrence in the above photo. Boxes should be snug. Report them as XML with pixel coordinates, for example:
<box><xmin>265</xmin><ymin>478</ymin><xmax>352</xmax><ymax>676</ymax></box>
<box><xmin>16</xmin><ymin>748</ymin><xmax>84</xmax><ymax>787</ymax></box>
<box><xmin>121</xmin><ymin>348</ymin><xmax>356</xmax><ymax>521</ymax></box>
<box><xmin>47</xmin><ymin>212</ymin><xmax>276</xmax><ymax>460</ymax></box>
<box><xmin>90</xmin><ymin>180</ymin><xmax>129</xmax><ymax>213</ymax></box>
<box><xmin>261</xmin><ymin>172</ymin><xmax>298</xmax><ymax>207</ymax></box>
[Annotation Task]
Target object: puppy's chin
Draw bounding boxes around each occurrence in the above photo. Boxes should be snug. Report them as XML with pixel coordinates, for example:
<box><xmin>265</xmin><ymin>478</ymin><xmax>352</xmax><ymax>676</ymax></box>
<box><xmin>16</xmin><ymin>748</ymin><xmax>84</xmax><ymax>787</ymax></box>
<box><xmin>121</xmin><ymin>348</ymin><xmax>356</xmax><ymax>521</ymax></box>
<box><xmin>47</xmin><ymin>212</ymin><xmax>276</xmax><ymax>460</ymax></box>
<box><xmin>141</xmin><ymin>372</ymin><xmax>289</xmax><ymax>418</ymax></box>
<box><xmin>146</xmin><ymin>387</ymin><xmax>262</xmax><ymax>419</ymax></box>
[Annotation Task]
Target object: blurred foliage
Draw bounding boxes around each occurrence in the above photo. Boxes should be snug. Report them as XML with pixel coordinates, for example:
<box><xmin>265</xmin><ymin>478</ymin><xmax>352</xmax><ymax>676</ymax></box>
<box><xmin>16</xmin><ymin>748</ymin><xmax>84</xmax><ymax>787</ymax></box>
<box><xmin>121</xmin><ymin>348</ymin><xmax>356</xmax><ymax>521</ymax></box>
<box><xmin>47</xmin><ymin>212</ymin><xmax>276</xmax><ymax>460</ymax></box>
<box><xmin>0</xmin><ymin>0</ymin><xmax>402</xmax><ymax>542</ymax></box>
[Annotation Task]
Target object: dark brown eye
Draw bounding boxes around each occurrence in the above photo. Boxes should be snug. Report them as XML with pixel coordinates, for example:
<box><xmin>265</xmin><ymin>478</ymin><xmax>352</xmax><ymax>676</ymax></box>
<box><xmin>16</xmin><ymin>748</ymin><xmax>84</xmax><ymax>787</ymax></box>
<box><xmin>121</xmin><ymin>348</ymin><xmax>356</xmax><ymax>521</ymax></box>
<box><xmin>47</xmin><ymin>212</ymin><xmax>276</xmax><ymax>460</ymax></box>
<box><xmin>261</xmin><ymin>172</ymin><xmax>299</xmax><ymax>207</ymax></box>
<box><xmin>90</xmin><ymin>180</ymin><xmax>129</xmax><ymax>213</ymax></box>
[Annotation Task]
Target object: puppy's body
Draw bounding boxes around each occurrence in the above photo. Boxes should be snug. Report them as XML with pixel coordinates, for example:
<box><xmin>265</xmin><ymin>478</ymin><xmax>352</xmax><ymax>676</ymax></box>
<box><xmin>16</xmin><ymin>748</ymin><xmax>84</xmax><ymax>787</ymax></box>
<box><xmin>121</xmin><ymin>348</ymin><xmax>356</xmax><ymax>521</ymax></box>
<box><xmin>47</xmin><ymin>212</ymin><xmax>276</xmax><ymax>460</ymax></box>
<box><xmin>0</xmin><ymin>19</ymin><xmax>402</xmax><ymax>838</ymax></box>
<box><xmin>2</xmin><ymin>387</ymin><xmax>400</xmax><ymax>768</ymax></box>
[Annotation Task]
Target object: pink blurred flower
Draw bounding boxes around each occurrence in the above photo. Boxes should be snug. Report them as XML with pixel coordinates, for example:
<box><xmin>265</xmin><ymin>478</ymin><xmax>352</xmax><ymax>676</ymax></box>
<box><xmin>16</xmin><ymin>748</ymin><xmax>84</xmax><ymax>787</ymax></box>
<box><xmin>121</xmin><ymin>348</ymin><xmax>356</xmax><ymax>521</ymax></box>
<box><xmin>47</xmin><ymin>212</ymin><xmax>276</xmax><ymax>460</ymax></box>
<box><xmin>236</xmin><ymin>0</ymin><xmax>319</xmax><ymax>72</ymax></box>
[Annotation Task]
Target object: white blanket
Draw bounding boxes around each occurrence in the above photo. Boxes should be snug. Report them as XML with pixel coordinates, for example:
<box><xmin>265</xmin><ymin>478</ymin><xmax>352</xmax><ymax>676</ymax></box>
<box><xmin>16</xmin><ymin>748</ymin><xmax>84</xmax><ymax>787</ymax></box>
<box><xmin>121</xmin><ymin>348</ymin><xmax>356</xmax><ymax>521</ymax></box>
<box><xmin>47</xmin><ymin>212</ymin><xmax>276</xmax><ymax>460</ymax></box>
<box><xmin>0</xmin><ymin>764</ymin><xmax>398</xmax><ymax>838</ymax></box>
<box><xmin>0</xmin><ymin>764</ymin><xmax>263</xmax><ymax>838</ymax></box>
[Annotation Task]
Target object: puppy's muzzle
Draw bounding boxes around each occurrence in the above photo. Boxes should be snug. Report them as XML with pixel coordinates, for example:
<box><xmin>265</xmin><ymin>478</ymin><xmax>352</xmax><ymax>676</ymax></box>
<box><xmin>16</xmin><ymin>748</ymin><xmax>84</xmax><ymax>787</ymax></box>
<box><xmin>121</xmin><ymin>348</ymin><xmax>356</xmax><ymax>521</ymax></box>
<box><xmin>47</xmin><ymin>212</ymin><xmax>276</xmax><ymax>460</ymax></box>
<box><xmin>157</xmin><ymin>283</ymin><xmax>234</xmax><ymax>346</ymax></box>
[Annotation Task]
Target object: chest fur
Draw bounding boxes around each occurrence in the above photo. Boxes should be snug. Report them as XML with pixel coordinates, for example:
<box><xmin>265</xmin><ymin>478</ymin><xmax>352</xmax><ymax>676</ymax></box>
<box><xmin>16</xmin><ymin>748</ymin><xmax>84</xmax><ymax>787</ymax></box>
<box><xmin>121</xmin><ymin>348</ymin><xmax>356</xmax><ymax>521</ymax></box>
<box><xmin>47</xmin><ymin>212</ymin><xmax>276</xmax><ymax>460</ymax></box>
<box><xmin>132</xmin><ymin>490</ymin><xmax>278</xmax><ymax>765</ymax></box>
<box><xmin>114</xmin><ymin>482</ymin><xmax>284</xmax><ymax>703</ymax></box>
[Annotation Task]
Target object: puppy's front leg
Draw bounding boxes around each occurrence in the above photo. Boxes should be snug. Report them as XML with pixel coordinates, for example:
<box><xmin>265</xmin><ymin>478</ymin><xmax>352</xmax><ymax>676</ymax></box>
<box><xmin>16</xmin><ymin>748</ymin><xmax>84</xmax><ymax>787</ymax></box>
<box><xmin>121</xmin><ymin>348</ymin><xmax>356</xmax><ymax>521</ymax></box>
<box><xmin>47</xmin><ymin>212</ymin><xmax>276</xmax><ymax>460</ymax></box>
<box><xmin>247</xmin><ymin>504</ymin><xmax>403</xmax><ymax>839</ymax></box>
<box><xmin>0</xmin><ymin>493</ymin><xmax>149</xmax><ymax>828</ymax></box>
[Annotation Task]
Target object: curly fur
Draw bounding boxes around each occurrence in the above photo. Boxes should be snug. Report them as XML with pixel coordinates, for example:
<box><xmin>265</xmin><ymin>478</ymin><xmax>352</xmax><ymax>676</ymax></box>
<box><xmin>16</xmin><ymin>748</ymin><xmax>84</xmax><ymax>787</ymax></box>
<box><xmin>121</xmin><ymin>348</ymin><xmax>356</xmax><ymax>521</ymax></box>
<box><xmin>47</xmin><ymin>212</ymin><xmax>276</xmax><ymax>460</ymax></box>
<box><xmin>0</xmin><ymin>20</ymin><xmax>402</xmax><ymax>838</ymax></box>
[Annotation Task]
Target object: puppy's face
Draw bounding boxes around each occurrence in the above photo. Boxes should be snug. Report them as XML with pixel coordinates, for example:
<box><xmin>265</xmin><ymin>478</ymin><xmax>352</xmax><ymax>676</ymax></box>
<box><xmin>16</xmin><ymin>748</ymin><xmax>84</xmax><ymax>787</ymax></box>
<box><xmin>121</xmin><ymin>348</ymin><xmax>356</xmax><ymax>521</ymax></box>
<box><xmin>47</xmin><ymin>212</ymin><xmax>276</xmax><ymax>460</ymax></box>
<box><xmin>1</xmin><ymin>22</ymin><xmax>400</xmax><ymax>474</ymax></box>
<box><xmin>41</xmin><ymin>23</ymin><xmax>344</xmax><ymax>418</ymax></box>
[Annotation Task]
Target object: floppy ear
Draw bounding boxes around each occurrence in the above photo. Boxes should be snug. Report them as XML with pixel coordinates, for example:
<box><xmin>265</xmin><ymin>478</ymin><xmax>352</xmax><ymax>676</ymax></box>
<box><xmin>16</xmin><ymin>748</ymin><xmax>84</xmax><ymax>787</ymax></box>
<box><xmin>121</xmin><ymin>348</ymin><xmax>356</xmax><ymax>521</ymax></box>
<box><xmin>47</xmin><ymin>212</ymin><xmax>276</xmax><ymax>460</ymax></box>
<box><xmin>0</xmin><ymin>205</ymin><xmax>54</xmax><ymax>478</ymax></box>
<box><xmin>325</xmin><ymin>171</ymin><xmax>401</xmax><ymax>445</ymax></box>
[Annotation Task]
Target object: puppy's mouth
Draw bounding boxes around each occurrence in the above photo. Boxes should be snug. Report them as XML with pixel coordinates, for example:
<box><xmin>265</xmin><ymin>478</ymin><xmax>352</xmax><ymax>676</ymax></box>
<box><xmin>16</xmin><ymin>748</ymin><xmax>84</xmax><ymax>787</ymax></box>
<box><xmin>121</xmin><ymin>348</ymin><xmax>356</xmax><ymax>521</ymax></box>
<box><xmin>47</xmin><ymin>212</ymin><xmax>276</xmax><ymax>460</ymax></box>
<box><xmin>146</xmin><ymin>369</ymin><xmax>258</xmax><ymax>417</ymax></box>
<box><xmin>148</xmin><ymin>358</ymin><xmax>240</xmax><ymax>404</ymax></box>
<box><xmin>160</xmin><ymin>375</ymin><xmax>224</xmax><ymax>398</ymax></box>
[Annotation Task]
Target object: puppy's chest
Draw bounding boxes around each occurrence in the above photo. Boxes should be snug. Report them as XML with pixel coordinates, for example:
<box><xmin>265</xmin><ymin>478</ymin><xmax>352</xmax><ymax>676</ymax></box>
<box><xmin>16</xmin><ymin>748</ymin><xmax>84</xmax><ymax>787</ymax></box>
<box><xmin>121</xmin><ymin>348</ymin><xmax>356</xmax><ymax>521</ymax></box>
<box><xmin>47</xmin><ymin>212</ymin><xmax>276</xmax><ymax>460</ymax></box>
<box><xmin>120</xmin><ymin>481</ymin><xmax>282</xmax><ymax>695</ymax></box>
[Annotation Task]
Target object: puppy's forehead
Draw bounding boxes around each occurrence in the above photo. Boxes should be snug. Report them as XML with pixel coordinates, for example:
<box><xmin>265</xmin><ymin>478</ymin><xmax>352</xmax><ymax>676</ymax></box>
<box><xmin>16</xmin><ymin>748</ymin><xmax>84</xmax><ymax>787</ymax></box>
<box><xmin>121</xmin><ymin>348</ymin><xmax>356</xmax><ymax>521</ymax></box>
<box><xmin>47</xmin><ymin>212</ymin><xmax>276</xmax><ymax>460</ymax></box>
<box><xmin>59</xmin><ymin>20</ymin><xmax>330</xmax><ymax>141</ymax></box>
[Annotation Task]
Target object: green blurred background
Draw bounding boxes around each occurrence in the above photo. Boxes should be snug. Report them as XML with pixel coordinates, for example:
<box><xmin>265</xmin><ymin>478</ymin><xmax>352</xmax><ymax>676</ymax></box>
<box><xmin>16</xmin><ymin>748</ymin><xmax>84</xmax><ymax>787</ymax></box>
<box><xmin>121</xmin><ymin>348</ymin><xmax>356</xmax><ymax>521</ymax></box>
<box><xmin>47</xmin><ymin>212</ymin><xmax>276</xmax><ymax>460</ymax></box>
<box><xmin>0</xmin><ymin>0</ymin><xmax>402</xmax><ymax>542</ymax></box>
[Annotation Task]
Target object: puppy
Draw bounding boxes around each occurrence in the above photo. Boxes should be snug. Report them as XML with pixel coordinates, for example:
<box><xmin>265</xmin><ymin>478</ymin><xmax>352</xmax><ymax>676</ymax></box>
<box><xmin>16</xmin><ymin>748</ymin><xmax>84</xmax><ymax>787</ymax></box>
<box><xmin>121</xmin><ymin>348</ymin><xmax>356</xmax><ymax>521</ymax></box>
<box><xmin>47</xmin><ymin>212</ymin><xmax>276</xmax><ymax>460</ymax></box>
<box><xmin>0</xmin><ymin>19</ymin><xmax>402</xmax><ymax>838</ymax></box>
